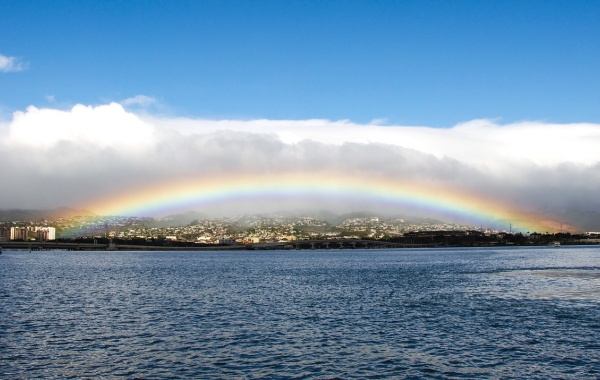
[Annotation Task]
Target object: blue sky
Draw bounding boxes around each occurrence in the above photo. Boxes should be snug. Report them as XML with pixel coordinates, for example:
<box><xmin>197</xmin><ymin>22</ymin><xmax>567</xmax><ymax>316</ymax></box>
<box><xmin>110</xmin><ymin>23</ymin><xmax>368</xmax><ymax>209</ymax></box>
<box><xmin>2</xmin><ymin>1</ymin><xmax>600</xmax><ymax>229</ymax></box>
<box><xmin>2</xmin><ymin>0</ymin><xmax>600</xmax><ymax>126</ymax></box>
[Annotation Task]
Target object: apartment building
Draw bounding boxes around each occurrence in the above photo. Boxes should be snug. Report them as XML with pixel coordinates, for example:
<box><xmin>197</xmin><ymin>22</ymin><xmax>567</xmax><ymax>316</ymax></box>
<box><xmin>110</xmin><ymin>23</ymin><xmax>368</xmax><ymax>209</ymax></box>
<box><xmin>36</xmin><ymin>227</ymin><xmax>56</xmax><ymax>241</ymax></box>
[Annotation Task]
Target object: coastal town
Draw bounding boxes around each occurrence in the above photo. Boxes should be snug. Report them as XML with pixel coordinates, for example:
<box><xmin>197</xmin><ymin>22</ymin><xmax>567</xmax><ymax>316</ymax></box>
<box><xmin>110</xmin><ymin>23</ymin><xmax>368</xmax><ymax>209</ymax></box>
<box><xmin>0</xmin><ymin>214</ymin><xmax>467</xmax><ymax>243</ymax></box>
<box><xmin>1</xmin><ymin>213</ymin><xmax>599</xmax><ymax>248</ymax></box>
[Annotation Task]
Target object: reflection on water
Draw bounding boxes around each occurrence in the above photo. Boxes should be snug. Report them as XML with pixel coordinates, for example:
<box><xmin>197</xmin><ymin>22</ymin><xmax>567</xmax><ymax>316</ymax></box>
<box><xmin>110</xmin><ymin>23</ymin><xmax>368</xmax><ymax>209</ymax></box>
<box><xmin>530</xmin><ymin>269</ymin><xmax>600</xmax><ymax>279</ymax></box>
<box><xmin>494</xmin><ymin>268</ymin><xmax>600</xmax><ymax>301</ymax></box>
<box><xmin>1</xmin><ymin>246</ymin><xmax>599</xmax><ymax>378</ymax></box>
<box><xmin>500</xmin><ymin>268</ymin><xmax>600</xmax><ymax>280</ymax></box>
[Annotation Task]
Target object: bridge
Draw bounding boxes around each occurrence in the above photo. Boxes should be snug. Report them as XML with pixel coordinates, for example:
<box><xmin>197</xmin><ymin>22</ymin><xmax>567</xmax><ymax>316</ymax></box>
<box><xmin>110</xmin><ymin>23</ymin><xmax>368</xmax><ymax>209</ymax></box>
<box><xmin>247</xmin><ymin>239</ymin><xmax>439</xmax><ymax>250</ymax></box>
<box><xmin>0</xmin><ymin>241</ymin><xmax>245</xmax><ymax>251</ymax></box>
<box><xmin>0</xmin><ymin>239</ymin><xmax>439</xmax><ymax>252</ymax></box>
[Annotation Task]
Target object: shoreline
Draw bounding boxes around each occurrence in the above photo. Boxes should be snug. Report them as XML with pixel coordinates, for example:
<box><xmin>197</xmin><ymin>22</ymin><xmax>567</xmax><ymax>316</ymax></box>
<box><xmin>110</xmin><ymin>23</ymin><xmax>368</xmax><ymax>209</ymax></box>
<box><xmin>2</xmin><ymin>240</ymin><xmax>598</xmax><ymax>252</ymax></box>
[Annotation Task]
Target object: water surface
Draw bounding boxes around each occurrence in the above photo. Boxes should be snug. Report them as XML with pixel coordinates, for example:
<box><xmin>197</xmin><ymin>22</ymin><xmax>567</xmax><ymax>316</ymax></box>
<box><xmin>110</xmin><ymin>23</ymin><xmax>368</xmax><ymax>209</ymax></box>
<box><xmin>1</xmin><ymin>246</ymin><xmax>599</xmax><ymax>378</ymax></box>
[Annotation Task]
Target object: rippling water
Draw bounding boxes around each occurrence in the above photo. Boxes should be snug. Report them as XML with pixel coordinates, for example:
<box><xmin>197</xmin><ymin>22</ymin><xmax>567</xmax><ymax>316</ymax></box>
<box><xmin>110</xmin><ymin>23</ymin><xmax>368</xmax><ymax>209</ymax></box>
<box><xmin>1</xmin><ymin>246</ymin><xmax>600</xmax><ymax>378</ymax></box>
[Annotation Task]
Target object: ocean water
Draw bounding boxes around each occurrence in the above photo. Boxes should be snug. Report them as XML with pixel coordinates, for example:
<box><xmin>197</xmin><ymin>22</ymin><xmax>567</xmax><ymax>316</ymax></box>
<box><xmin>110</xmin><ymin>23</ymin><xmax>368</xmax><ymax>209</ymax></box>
<box><xmin>1</xmin><ymin>246</ymin><xmax>599</xmax><ymax>379</ymax></box>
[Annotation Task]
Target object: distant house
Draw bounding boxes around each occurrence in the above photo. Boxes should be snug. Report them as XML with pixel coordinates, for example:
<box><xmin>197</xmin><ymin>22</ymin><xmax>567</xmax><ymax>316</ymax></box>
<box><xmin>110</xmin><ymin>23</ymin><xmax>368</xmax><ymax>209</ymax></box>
<box><xmin>218</xmin><ymin>238</ymin><xmax>238</xmax><ymax>245</ymax></box>
<box><xmin>242</xmin><ymin>237</ymin><xmax>260</xmax><ymax>244</ymax></box>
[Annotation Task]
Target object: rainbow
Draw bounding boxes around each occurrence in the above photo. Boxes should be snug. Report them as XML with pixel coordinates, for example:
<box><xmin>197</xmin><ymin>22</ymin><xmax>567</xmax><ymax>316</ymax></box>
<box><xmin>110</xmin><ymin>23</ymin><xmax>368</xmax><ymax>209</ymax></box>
<box><xmin>83</xmin><ymin>172</ymin><xmax>563</xmax><ymax>233</ymax></box>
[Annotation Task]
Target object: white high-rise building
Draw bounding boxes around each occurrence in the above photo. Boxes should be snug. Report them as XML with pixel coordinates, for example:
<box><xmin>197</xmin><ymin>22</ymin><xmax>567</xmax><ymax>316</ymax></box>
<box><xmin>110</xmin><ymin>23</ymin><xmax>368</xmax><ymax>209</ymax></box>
<box><xmin>36</xmin><ymin>227</ymin><xmax>56</xmax><ymax>241</ymax></box>
<box><xmin>10</xmin><ymin>227</ymin><xmax>28</xmax><ymax>240</ymax></box>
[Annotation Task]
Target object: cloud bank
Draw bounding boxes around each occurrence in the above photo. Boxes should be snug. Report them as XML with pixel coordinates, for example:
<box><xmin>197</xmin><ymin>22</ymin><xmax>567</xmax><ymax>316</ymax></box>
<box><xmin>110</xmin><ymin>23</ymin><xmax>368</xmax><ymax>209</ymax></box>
<box><xmin>0</xmin><ymin>54</ymin><xmax>27</xmax><ymax>72</ymax></box>
<box><xmin>1</xmin><ymin>102</ymin><xmax>600</xmax><ymax>228</ymax></box>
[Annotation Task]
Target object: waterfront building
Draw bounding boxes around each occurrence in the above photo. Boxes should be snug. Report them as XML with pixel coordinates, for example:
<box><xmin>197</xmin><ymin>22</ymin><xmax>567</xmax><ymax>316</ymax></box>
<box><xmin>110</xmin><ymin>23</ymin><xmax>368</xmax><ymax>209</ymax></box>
<box><xmin>36</xmin><ymin>227</ymin><xmax>56</xmax><ymax>241</ymax></box>
<box><xmin>10</xmin><ymin>227</ymin><xmax>28</xmax><ymax>240</ymax></box>
<box><xmin>219</xmin><ymin>237</ymin><xmax>238</xmax><ymax>245</ymax></box>
<box><xmin>0</xmin><ymin>226</ymin><xmax>9</xmax><ymax>242</ymax></box>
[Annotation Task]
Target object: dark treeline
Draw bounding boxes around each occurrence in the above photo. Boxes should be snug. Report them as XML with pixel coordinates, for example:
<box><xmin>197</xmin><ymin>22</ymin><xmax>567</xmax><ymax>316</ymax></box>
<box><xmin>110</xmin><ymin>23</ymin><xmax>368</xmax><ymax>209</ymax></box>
<box><xmin>386</xmin><ymin>231</ymin><xmax>596</xmax><ymax>246</ymax></box>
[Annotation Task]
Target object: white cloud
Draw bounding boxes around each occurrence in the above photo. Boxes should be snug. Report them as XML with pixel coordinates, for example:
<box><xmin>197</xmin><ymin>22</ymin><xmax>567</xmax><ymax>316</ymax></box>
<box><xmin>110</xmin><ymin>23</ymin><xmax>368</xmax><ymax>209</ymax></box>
<box><xmin>1</xmin><ymin>102</ymin><xmax>600</xmax><ymax>228</ymax></box>
<box><xmin>147</xmin><ymin>115</ymin><xmax>600</xmax><ymax>172</ymax></box>
<box><xmin>7</xmin><ymin>103</ymin><xmax>156</xmax><ymax>150</ymax></box>
<box><xmin>0</xmin><ymin>54</ymin><xmax>27</xmax><ymax>72</ymax></box>
<box><xmin>121</xmin><ymin>95</ymin><xmax>158</xmax><ymax>107</ymax></box>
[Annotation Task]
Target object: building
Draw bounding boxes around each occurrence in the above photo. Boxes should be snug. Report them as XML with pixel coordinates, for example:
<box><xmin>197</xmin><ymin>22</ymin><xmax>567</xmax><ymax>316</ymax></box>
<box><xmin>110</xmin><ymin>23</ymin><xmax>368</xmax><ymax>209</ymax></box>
<box><xmin>36</xmin><ymin>227</ymin><xmax>56</xmax><ymax>241</ymax></box>
<box><xmin>0</xmin><ymin>227</ymin><xmax>10</xmax><ymax>242</ymax></box>
<box><xmin>218</xmin><ymin>237</ymin><xmax>238</xmax><ymax>245</ymax></box>
<box><xmin>10</xmin><ymin>227</ymin><xmax>28</xmax><ymax>241</ymax></box>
